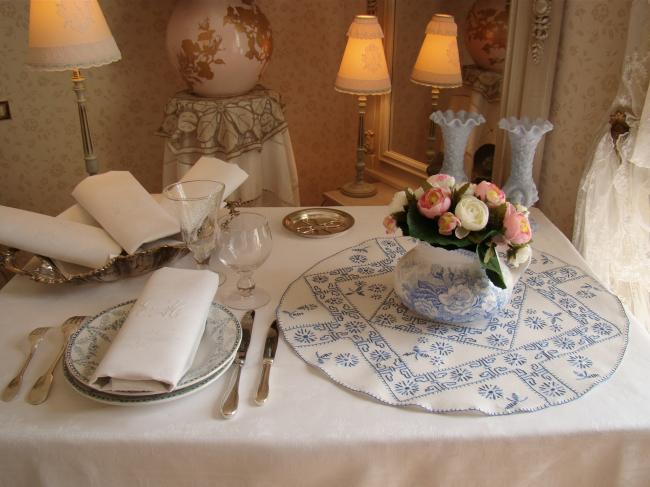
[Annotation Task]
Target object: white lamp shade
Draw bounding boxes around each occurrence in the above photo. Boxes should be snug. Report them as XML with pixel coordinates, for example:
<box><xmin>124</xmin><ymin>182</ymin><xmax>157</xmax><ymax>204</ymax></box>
<box><xmin>410</xmin><ymin>14</ymin><xmax>462</xmax><ymax>88</ymax></box>
<box><xmin>27</xmin><ymin>0</ymin><xmax>121</xmax><ymax>71</ymax></box>
<box><xmin>335</xmin><ymin>15</ymin><xmax>391</xmax><ymax>95</ymax></box>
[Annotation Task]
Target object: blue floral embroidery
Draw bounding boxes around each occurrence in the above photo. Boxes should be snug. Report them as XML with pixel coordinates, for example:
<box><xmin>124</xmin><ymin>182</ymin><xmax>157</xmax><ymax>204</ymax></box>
<box><xmin>335</xmin><ymin>353</ymin><xmax>359</xmax><ymax>367</ymax></box>
<box><xmin>553</xmin><ymin>336</ymin><xmax>576</xmax><ymax>350</ymax></box>
<box><xmin>593</xmin><ymin>323</ymin><xmax>614</xmax><ymax>336</ymax></box>
<box><xmin>429</xmin><ymin>355</ymin><xmax>445</xmax><ymax>366</ymax></box>
<box><xmin>503</xmin><ymin>352</ymin><xmax>527</xmax><ymax>366</ymax></box>
<box><xmin>350</xmin><ymin>254</ymin><xmax>368</xmax><ymax>264</ymax></box>
<box><xmin>316</xmin><ymin>352</ymin><xmax>332</xmax><ymax>364</ymax></box>
<box><xmin>449</xmin><ymin>368</ymin><xmax>473</xmax><ymax>383</ymax></box>
<box><xmin>478</xmin><ymin>384</ymin><xmax>503</xmax><ymax>400</ymax></box>
<box><xmin>345</xmin><ymin>322</ymin><xmax>366</xmax><ymax>334</ymax></box>
<box><xmin>568</xmin><ymin>354</ymin><xmax>593</xmax><ymax>369</ymax></box>
<box><xmin>524</xmin><ymin>316</ymin><xmax>546</xmax><ymax>330</ymax></box>
<box><xmin>404</xmin><ymin>345</ymin><xmax>430</xmax><ymax>360</ymax></box>
<box><xmin>430</xmin><ymin>341</ymin><xmax>454</xmax><ymax>356</ymax></box>
<box><xmin>294</xmin><ymin>328</ymin><xmax>316</xmax><ymax>344</ymax></box>
<box><xmin>539</xmin><ymin>380</ymin><xmax>566</xmax><ymax>397</ymax></box>
<box><xmin>487</xmin><ymin>333</ymin><xmax>509</xmax><ymax>347</ymax></box>
<box><xmin>369</xmin><ymin>349</ymin><xmax>391</xmax><ymax>362</ymax></box>
<box><xmin>395</xmin><ymin>380</ymin><xmax>419</xmax><ymax>397</ymax></box>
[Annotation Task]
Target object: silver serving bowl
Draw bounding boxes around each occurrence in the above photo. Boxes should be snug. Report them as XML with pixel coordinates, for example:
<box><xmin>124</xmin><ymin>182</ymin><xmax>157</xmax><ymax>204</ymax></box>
<box><xmin>0</xmin><ymin>244</ymin><xmax>188</xmax><ymax>284</ymax></box>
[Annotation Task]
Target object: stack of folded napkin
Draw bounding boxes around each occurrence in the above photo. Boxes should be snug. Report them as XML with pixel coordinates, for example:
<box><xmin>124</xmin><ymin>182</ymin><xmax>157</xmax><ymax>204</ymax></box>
<box><xmin>0</xmin><ymin>157</ymin><xmax>248</xmax><ymax>272</ymax></box>
<box><xmin>92</xmin><ymin>267</ymin><xmax>220</xmax><ymax>393</ymax></box>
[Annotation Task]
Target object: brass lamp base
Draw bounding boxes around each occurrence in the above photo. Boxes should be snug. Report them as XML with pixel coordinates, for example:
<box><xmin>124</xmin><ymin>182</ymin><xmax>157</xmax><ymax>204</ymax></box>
<box><xmin>340</xmin><ymin>180</ymin><xmax>377</xmax><ymax>198</ymax></box>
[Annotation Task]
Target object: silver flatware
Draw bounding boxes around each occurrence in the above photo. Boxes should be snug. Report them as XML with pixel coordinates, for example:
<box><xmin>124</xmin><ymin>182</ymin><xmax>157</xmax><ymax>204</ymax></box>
<box><xmin>221</xmin><ymin>309</ymin><xmax>254</xmax><ymax>418</ymax></box>
<box><xmin>2</xmin><ymin>326</ymin><xmax>51</xmax><ymax>402</ymax></box>
<box><xmin>255</xmin><ymin>320</ymin><xmax>278</xmax><ymax>405</ymax></box>
<box><xmin>27</xmin><ymin>316</ymin><xmax>86</xmax><ymax>405</ymax></box>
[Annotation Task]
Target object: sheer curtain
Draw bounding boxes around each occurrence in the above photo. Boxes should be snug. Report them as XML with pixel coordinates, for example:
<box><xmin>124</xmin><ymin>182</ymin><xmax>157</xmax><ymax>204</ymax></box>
<box><xmin>573</xmin><ymin>0</ymin><xmax>650</xmax><ymax>330</ymax></box>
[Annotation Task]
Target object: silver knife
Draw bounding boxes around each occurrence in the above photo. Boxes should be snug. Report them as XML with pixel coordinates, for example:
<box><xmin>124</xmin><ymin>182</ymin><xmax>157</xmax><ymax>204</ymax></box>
<box><xmin>221</xmin><ymin>310</ymin><xmax>254</xmax><ymax>418</ymax></box>
<box><xmin>255</xmin><ymin>320</ymin><xmax>278</xmax><ymax>405</ymax></box>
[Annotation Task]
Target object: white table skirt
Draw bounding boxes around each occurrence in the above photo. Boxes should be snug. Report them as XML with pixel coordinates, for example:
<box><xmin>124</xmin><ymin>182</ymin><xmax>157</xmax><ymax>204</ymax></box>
<box><xmin>0</xmin><ymin>208</ymin><xmax>649</xmax><ymax>487</ymax></box>
<box><xmin>162</xmin><ymin>130</ymin><xmax>301</xmax><ymax>206</ymax></box>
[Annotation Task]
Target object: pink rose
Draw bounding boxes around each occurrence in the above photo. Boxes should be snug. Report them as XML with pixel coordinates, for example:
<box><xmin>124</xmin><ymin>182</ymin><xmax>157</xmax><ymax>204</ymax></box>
<box><xmin>383</xmin><ymin>215</ymin><xmax>397</xmax><ymax>234</ymax></box>
<box><xmin>438</xmin><ymin>212</ymin><xmax>460</xmax><ymax>236</ymax></box>
<box><xmin>417</xmin><ymin>188</ymin><xmax>451</xmax><ymax>219</ymax></box>
<box><xmin>503</xmin><ymin>203</ymin><xmax>532</xmax><ymax>245</ymax></box>
<box><xmin>426</xmin><ymin>174</ymin><xmax>455</xmax><ymax>193</ymax></box>
<box><xmin>475</xmin><ymin>181</ymin><xmax>506</xmax><ymax>207</ymax></box>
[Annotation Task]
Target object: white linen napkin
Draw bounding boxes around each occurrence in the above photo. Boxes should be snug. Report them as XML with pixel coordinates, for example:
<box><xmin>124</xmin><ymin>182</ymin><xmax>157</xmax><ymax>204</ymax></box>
<box><xmin>180</xmin><ymin>156</ymin><xmax>248</xmax><ymax>199</ymax></box>
<box><xmin>72</xmin><ymin>171</ymin><xmax>180</xmax><ymax>254</ymax></box>
<box><xmin>0</xmin><ymin>205</ymin><xmax>122</xmax><ymax>269</ymax></box>
<box><xmin>91</xmin><ymin>267</ymin><xmax>219</xmax><ymax>393</ymax></box>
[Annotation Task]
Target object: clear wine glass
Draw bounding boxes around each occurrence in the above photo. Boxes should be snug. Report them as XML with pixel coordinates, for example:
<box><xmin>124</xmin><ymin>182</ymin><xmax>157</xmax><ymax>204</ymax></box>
<box><xmin>163</xmin><ymin>180</ymin><xmax>225</xmax><ymax>281</ymax></box>
<box><xmin>217</xmin><ymin>212</ymin><xmax>273</xmax><ymax>310</ymax></box>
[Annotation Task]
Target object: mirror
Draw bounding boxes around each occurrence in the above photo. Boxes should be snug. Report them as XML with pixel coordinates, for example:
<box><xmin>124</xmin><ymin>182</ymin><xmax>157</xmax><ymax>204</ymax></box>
<box><xmin>367</xmin><ymin>0</ymin><xmax>565</xmax><ymax>189</ymax></box>
<box><xmin>390</xmin><ymin>0</ymin><xmax>507</xmax><ymax>181</ymax></box>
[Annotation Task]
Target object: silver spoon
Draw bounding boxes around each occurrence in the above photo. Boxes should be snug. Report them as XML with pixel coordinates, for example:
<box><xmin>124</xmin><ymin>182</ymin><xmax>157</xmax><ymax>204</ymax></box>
<box><xmin>27</xmin><ymin>316</ymin><xmax>86</xmax><ymax>405</ymax></box>
<box><xmin>2</xmin><ymin>326</ymin><xmax>51</xmax><ymax>402</ymax></box>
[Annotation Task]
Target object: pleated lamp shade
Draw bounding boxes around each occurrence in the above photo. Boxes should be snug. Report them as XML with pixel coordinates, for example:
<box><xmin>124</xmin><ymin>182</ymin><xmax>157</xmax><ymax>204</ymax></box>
<box><xmin>27</xmin><ymin>0</ymin><xmax>121</xmax><ymax>71</ymax></box>
<box><xmin>335</xmin><ymin>15</ymin><xmax>391</xmax><ymax>95</ymax></box>
<box><xmin>410</xmin><ymin>14</ymin><xmax>462</xmax><ymax>88</ymax></box>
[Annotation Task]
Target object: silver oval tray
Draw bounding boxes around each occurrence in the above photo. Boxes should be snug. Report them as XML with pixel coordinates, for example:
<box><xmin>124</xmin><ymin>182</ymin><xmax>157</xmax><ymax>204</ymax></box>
<box><xmin>282</xmin><ymin>208</ymin><xmax>354</xmax><ymax>238</ymax></box>
<box><xmin>0</xmin><ymin>244</ymin><xmax>188</xmax><ymax>284</ymax></box>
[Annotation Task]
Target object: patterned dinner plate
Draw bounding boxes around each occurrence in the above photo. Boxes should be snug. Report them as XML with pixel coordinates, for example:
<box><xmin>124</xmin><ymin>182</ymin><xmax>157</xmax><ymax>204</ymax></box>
<box><xmin>277</xmin><ymin>237</ymin><xmax>630</xmax><ymax>415</ymax></box>
<box><xmin>63</xmin><ymin>357</ymin><xmax>232</xmax><ymax>406</ymax></box>
<box><xmin>64</xmin><ymin>300</ymin><xmax>241</xmax><ymax>397</ymax></box>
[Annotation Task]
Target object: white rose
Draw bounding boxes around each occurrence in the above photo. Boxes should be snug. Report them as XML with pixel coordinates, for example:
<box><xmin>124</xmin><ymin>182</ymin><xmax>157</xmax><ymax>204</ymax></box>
<box><xmin>426</xmin><ymin>174</ymin><xmax>455</xmax><ymax>190</ymax></box>
<box><xmin>454</xmin><ymin>196</ymin><xmax>489</xmax><ymax>231</ymax></box>
<box><xmin>388</xmin><ymin>190</ymin><xmax>408</xmax><ymax>214</ymax></box>
<box><xmin>509</xmin><ymin>245</ymin><xmax>532</xmax><ymax>267</ymax></box>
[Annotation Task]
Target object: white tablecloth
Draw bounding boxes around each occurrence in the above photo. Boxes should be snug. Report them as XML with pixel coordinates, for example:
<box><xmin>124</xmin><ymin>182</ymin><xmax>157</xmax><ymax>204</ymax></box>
<box><xmin>162</xmin><ymin>130</ymin><xmax>301</xmax><ymax>207</ymax></box>
<box><xmin>0</xmin><ymin>208</ymin><xmax>649</xmax><ymax>487</ymax></box>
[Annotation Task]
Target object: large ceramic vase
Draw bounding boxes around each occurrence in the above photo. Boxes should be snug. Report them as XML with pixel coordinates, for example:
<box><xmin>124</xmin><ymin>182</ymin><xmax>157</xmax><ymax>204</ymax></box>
<box><xmin>431</xmin><ymin>110</ymin><xmax>485</xmax><ymax>183</ymax></box>
<box><xmin>499</xmin><ymin>117</ymin><xmax>553</xmax><ymax>207</ymax></box>
<box><xmin>393</xmin><ymin>243</ymin><xmax>529</xmax><ymax>326</ymax></box>
<box><xmin>166</xmin><ymin>0</ymin><xmax>273</xmax><ymax>97</ymax></box>
<box><xmin>465</xmin><ymin>0</ymin><xmax>509</xmax><ymax>73</ymax></box>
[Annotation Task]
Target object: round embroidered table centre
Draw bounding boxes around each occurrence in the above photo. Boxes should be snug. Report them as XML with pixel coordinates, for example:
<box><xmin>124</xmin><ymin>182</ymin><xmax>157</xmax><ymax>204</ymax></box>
<box><xmin>276</xmin><ymin>237</ymin><xmax>629</xmax><ymax>415</ymax></box>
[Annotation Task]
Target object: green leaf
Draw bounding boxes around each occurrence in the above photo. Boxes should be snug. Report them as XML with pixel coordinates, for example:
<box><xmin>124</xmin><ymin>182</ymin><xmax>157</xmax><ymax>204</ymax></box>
<box><xmin>452</xmin><ymin>182</ymin><xmax>470</xmax><ymax>208</ymax></box>
<box><xmin>490</xmin><ymin>202</ymin><xmax>508</xmax><ymax>229</ymax></box>
<box><xmin>468</xmin><ymin>228</ymin><xmax>499</xmax><ymax>245</ymax></box>
<box><xmin>406</xmin><ymin>203</ymin><xmax>473</xmax><ymax>249</ymax></box>
<box><xmin>477</xmin><ymin>243</ymin><xmax>507</xmax><ymax>289</ymax></box>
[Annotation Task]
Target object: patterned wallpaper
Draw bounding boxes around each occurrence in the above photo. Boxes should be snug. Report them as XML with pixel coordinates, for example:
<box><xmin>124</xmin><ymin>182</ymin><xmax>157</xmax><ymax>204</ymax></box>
<box><xmin>0</xmin><ymin>0</ymin><xmax>362</xmax><ymax>215</ymax></box>
<box><xmin>538</xmin><ymin>0</ymin><xmax>632</xmax><ymax>236</ymax></box>
<box><xmin>0</xmin><ymin>0</ymin><xmax>634</xmax><ymax>237</ymax></box>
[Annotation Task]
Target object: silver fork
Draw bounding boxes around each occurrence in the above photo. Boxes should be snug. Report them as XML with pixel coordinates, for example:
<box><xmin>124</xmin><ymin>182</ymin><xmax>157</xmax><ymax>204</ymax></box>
<box><xmin>1</xmin><ymin>326</ymin><xmax>51</xmax><ymax>402</ymax></box>
<box><xmin>27</xmin><ymin>316</ymin><xmax>86</xmax><ymax>405</ymax></box>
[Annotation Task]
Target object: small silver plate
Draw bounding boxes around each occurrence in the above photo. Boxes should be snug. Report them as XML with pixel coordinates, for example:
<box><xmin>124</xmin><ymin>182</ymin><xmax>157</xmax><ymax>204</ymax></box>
<box><xmin>282</xmin><ymin>208</ymin><xmax>354</xmax><ymax>238</ymax></box>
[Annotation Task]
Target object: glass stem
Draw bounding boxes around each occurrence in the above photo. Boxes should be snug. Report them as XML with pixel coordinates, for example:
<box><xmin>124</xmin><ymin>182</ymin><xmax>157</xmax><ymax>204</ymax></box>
<box><xmin>237</xmin><ymin>271</ymin><xmax>255</xmax><ymax>297</ymax></box>
<box><xmin>194</xmin><ymin>257</ymin><xmax>210</xmax><ymax>271</ymax></box>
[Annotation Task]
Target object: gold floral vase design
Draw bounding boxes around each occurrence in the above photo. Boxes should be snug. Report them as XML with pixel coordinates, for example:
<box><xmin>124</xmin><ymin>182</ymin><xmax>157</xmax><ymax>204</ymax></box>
<box><xmin>166</xmin><ymin>0</ymin><xmax>273</xmax><ymax>97</ymax></box>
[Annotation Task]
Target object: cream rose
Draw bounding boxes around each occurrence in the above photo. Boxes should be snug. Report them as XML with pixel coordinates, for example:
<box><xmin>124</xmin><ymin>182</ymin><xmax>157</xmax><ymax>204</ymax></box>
<box><xmin>509</xmin><ymin>245</ymin><xmax>532</xmax><ymax>267</ymax></box>
<box><xmin>454</xmin><ymin>196</ymin><xmax>489</xmax><ymax>231</ymax></box>
<box><xmin>388</xmin><ymin>190</ymin><xmax>408</xmax><ymax>214</ymax></box>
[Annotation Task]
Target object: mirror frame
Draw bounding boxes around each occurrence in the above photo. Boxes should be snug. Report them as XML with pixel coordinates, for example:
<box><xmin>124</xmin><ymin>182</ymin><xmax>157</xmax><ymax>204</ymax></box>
<box><xmin>366</xmin><ymin>0</ymin><xmax>565</xmax><ymax>189</ymax></box>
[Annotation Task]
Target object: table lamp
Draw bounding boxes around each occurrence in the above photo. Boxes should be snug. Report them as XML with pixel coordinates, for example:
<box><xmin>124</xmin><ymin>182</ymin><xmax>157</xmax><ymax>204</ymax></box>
<box><xmin>27</xmin><ymin>0</ymin><xmax>122</xmax><ymax>176</ymax></box>
<box><xmin>335</xmin><ymin>15</ymin><xmax>391</xmax><ymax>198</ymax></box>
<box><xmin>410</xmin><ymin>14</ymin><xmax>462</xmax><ymax>175</ymax></box>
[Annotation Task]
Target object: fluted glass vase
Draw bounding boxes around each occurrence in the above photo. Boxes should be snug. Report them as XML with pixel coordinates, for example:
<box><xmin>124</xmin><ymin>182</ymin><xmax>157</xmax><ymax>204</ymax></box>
<box><xmin>499</xmin><ymin>117</ymin><xmax>553</xmax><ymax>207</ymax></box>
<box><xmin>431</xmin><ymin>110</ymin><xmax>486</xmax><ymax>183</ymax></box>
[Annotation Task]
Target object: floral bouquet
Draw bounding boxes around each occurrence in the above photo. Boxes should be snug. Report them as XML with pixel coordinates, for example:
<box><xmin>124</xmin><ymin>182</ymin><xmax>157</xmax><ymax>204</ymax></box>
<box><xmin>383</xmin><ymin>174</ymin><xmax>533</xmax><ymax>289</ymax></box>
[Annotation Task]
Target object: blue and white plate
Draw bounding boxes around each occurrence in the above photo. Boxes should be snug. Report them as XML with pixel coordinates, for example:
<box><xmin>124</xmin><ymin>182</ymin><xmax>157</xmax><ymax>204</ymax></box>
<box><xmin>277</xmin><ymin>237</ymin><xmax>630</xmax><ymax>415</ymax></box>
<box><xmin>64</xmin><ymin>300</ymin><xmax>241</xmax><ymax>398</ymax></box>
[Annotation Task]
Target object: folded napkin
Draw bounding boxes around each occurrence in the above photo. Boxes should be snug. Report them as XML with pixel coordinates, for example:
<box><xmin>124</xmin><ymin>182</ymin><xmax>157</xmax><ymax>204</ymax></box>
<box><xmin>72</xmin><ymin>171</ymin><xmax>180</xmax><ymax>254</ymax></box>
<box><xmin>0</xmin><ymin>205</ymin><xmax>122</xmax><ymax>268</ymax></box>
<box><xmin>180</xmin><ymin>156</ymin><xmax>248</xmax><ymax>200</ymax></box>
<box><xmin>91</xmin><ymin>267</ymin><xmax>219</xmax><ymax>393</ymax></box>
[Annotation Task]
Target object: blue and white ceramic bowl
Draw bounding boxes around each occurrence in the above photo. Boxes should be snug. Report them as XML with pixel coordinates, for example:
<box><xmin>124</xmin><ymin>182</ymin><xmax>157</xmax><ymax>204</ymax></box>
<box><xmin>394</xmin><ymin>243</ymin><xmax>529</xmax><ymax>326</ymax></box>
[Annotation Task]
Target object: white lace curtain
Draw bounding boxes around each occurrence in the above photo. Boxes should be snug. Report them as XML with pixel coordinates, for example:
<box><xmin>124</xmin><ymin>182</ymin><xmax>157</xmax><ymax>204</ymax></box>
<box><xmin>573</xmin><ymin>0</ymin><xmax>650</xmax><ymax>330</ymax></box>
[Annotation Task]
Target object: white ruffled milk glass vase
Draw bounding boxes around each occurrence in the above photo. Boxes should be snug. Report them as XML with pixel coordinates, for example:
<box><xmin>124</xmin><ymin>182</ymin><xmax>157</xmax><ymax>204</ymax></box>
<box><xmin>394</xmin><ymin>243</ymin><xmax>529</xmax><ymax>326</ymax></box>
<box><xmin>431</xmin><ymin>110</ymin><xmax>486</xmax><ymax>183</ymax></box>
<box><xmin>499</xmin><ymin>117</ymin><xmax>553</xmax><ymax>207</ymax></box>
